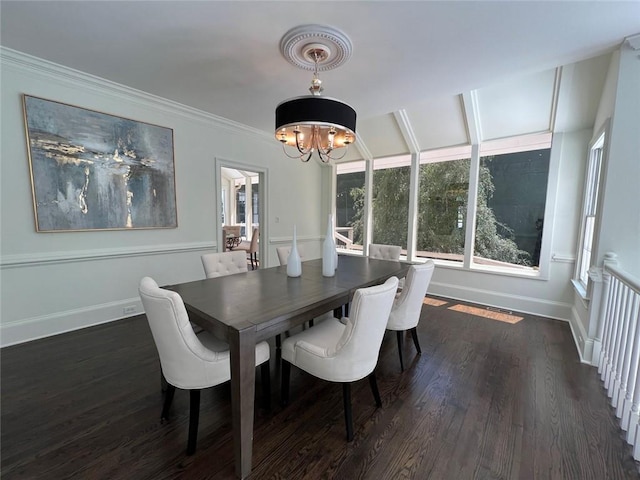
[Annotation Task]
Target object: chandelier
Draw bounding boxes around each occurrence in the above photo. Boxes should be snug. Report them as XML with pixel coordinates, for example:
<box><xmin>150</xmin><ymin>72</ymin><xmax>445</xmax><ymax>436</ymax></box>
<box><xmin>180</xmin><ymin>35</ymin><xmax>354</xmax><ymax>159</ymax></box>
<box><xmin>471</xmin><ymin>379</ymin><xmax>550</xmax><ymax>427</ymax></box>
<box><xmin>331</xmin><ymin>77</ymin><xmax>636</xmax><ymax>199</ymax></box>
<box><xmin>275</xmin><ymin>25</ymin><xmax>357</xmax><ymax>163</ymax></box>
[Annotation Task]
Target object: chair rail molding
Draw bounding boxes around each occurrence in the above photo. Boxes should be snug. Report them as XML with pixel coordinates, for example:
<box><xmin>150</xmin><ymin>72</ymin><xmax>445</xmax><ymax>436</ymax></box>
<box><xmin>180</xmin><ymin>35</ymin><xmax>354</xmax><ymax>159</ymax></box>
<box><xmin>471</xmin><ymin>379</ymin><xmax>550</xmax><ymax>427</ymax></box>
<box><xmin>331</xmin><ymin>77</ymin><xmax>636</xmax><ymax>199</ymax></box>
<box><xmin>269</xmin><ymin>235</ymin><xmax>322</xmax><ymax>245</ymax></box>
<box><xmin>1</xmin><ymin>241</ymin><xmax>216</xmax><ymax>269</ymax></box>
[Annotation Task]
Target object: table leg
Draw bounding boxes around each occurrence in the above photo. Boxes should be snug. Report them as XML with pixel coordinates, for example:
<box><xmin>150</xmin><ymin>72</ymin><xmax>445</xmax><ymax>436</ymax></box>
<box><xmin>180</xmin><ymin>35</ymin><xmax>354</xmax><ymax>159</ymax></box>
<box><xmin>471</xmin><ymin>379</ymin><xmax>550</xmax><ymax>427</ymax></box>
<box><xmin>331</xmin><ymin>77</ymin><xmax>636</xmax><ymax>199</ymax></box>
<box><xmin>229</xmin><ymin>326</ymin><xmax>257</xmax><ymax>479</ymax></box>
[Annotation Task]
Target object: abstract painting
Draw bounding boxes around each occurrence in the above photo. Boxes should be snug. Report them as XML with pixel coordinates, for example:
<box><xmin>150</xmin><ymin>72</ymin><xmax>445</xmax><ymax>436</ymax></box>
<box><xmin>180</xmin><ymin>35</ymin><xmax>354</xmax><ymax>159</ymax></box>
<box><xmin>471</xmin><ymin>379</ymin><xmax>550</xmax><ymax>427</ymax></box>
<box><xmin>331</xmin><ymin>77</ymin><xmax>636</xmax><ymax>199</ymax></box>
<box><xmin>23</xmin><ymin>95</ymin><xmax>177</xmax><ymax>232</ymax></box>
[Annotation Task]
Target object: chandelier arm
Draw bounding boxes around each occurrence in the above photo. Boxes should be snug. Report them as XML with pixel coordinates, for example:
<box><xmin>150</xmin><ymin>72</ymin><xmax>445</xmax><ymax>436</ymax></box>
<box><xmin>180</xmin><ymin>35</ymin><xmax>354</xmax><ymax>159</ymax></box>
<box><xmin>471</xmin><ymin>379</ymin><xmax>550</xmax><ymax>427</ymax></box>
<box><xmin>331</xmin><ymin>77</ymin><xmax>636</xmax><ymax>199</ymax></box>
<box><xmin>327</xmin><ymin>146</ymin><xmax>349</xmax><ymax>161</ymax></box>
<box><xmin>281</xmin><ymin>144</ymin><xmax>309</xmax><ymax>160</ymax></box>
<box><xmin>295</xmin><ymin>130</ymin><xmax>312</xmax><ymax>156</ymax></box>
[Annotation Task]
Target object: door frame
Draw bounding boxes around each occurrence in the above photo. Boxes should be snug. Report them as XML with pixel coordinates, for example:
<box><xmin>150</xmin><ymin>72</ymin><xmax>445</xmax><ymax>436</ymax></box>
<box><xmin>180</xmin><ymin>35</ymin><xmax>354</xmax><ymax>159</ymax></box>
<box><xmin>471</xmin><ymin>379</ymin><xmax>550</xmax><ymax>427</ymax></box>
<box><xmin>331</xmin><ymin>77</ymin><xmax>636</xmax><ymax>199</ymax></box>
<box><xmin>215</xmin><ymin>157</ymin><xmax>269</xmax><ymax>267</ymax></box>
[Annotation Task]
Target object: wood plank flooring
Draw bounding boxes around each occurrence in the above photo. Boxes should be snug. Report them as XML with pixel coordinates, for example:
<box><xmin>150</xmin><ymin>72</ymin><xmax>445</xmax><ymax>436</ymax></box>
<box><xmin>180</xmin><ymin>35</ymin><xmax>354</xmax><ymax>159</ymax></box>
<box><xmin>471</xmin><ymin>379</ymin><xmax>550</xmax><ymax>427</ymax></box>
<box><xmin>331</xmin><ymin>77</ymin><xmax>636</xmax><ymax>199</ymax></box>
<box><xmin>2</xmin><ymin>297</ymin><xmax>638</xmax><ymax>479</ymax></box>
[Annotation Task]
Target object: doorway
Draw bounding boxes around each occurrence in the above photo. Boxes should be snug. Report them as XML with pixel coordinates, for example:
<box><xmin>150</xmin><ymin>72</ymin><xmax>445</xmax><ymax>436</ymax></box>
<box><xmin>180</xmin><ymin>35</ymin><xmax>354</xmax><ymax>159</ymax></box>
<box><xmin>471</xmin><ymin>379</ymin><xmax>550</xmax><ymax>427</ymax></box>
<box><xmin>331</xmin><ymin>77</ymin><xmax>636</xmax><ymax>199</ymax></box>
<box><xmin>216</xmin><ymin>158</ymin><xmax>268</xmax><ymax>268</ymax></box>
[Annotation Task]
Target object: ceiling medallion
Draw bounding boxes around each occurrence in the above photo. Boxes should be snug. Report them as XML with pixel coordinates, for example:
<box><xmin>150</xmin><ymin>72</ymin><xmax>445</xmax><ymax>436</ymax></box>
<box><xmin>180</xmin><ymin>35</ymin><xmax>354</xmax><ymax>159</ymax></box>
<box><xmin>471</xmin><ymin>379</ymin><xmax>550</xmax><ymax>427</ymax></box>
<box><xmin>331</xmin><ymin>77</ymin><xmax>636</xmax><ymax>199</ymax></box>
<box><xmin>279</xmin><ymin>24</ymin><xmax>353</xmax><ymax>72</ymax></box>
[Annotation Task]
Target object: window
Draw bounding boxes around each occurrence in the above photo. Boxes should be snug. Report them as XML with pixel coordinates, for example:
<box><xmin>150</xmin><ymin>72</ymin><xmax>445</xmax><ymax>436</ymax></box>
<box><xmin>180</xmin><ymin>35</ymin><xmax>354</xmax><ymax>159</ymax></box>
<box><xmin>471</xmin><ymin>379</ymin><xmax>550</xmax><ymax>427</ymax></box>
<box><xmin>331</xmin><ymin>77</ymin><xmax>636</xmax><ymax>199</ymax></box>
<box><xmin>576</xmin><ymin>131</ymin><xmax>605</xmax><ymax>288</ymax></box>
<box><xmin>417</xmin><ymin>148</ymin><xmax>471</xmax><ymax>263</ymax></box>
<box><xmin>372</xmin><ymin>155</ymin><xmax>411</xmax><ymax>250</ymax></box>
<box><xmin>336</xmin><ymin>161</ymin><xmax>366</xmax><ymax>251</ymax></box>
<box><xmin>252</xmin><ymin>183</ymin><xmax>259</xmax><ymax>225</ymax></box>
<box><xmin>236</xmin><ymin>185</ymin><xmax>246</xmax><ymax>225</ymax></box>
<box><xmin>474</xmin><ymin>147</ymin><xmax>550</xmax><ymax>270</ymax></box>
<box><xmin>334</xmin><ymin>133</ymin><xmax>556</xmax><ymax>276</ymax></box>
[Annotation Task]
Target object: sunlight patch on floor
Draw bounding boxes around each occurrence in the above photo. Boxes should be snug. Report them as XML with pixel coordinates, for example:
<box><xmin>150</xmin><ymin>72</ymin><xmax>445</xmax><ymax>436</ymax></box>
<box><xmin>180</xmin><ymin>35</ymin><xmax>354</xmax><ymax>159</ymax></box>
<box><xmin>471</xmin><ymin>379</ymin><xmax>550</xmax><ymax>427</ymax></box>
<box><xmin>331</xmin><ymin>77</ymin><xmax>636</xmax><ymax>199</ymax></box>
<box><xmin>448</xmin><ymin>304</ymin><xmax>523</xmax><ymax>324</ymax></box>
<box><xmin>423</xmin><ymin>297</ymin><xmax>448</xmax><ymax>307</ymax></box>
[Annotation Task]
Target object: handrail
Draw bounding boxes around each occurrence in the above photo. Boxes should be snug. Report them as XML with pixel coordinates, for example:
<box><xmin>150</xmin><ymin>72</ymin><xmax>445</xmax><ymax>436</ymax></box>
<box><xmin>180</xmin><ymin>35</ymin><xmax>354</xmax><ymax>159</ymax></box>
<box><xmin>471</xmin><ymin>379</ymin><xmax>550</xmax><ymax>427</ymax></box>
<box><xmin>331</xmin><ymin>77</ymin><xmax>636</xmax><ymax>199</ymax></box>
<box><xmin>595</xmin><ymin>252</ymin><xmax>640</xmax><ymax>460</ymax></box>
<box><xmin>606</xmin><ymin>262</ymin><xmax>640</xmax><ymax>295</ymax></box>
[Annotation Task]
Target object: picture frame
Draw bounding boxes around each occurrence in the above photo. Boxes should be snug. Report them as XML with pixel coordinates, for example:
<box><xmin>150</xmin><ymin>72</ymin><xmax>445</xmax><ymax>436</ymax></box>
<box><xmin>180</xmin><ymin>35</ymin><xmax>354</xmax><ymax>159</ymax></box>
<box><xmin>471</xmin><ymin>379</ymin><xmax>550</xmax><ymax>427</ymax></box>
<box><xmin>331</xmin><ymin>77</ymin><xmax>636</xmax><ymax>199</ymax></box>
<box><xmin>22</xmin><ymin>95</ymin><xmax>177</xmax><ymax>232</ymax></box>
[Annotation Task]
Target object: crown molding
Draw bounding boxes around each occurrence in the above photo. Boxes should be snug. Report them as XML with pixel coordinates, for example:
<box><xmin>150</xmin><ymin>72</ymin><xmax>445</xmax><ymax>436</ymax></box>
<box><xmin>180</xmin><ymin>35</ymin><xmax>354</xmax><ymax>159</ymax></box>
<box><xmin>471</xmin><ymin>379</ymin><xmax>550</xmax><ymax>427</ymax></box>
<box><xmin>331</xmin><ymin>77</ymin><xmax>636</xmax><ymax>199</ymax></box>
<box><xmin>625</xmin><ymin>34</ymin><xmax>640</xmax><ymax>51</ymax></box>
<box><xmin>0</xmin><ymin>47</ymin><xmax>273</xmax><ymax>143</ymax></box>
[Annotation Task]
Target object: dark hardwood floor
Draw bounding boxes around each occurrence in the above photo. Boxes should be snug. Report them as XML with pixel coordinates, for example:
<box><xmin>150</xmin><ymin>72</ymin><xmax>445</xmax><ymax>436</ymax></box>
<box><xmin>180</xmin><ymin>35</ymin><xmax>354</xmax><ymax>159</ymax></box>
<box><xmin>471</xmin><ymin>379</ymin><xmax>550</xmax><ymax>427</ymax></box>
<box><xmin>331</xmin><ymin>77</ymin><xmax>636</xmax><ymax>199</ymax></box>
<box><xmin>2</xmin><ymin>296</ymin><xmax>638</xmax><ymax>479</ymax></box>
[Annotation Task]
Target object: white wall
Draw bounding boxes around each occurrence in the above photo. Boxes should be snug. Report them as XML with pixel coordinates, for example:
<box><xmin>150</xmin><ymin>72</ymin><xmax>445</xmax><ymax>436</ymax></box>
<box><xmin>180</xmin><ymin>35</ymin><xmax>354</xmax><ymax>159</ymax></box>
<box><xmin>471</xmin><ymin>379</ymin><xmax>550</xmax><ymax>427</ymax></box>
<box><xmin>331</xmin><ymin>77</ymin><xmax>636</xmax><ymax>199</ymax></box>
<box><xmin>0</xmin><ymin>49</ymin><xmax>326</xmax><ymax>346</ymax></box>
<box><xmin>596</xmin><ymin>41</ymin><xmax>640</xmax><ymax>276</ymax></box>
<box><xmin>570</xmin><ymin>40</ymin><xmax>640</xmax><ymax>364</ymax></box>
<box><xmin>429</xmin><ymin>129</ymin><xmax>587</xmax><ymax>324</ymax></box>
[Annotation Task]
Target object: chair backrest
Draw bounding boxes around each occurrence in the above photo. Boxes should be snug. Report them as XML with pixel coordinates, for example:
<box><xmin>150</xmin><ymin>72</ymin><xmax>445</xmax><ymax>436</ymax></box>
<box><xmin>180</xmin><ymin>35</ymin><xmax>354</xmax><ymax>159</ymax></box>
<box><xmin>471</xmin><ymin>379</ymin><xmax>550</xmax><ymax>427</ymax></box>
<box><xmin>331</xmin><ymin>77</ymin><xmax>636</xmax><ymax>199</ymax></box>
<box><xmin>248</xmin><ymin>227</ymin><xmax>259</xmax><ymax>253</ymax></box>
<box><xmin>369</xmin><ymin>243</ymin><xmax>401</xmax><ymax>261</ymax></box>
<box><xmin>223</xmin><ymin>225</ymin><xmax>241</xmax><ymax>237</ymax></box>
<box><xmin>201</xmin><ymin>251</ymin><xmax>248</xmax><ymax>278</ymax></box>
<box><xmin>276</xmin><ymin>245</ymin><xmax>306</xmax><ymax>266</ymax></box>
<box><xmin>387</xmin><ymin>261</ymin><xmax>435</xmax><ymax>330</ymax></box>
<box><xmin>138</xmin><ymin>277</ymin><xmax>229</xmax><ymax>389</ymax></box>
<box><xmin>330</xmin><ymin>276</ymin><xmax>399</xmax><ymax>380</ymax></box>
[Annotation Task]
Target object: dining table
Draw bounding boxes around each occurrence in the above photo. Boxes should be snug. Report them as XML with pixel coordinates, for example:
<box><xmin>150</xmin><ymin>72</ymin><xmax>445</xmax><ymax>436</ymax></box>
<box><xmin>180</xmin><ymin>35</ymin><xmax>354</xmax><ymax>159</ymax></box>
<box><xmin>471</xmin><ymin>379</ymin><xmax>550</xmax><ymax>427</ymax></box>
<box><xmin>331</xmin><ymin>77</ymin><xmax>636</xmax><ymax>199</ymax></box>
<box><xmin>166</xmin><ymin>254</ymin><xmax>409</xmax><ymax>479</ymax></box>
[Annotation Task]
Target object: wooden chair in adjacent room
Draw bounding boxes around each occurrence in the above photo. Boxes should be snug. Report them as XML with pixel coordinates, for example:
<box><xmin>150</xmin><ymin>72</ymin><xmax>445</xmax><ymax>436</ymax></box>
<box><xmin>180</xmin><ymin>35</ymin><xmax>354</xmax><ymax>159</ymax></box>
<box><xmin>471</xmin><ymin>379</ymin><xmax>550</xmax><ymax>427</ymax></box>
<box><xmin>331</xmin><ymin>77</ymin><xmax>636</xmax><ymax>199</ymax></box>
<box><xmin>236</xmin><ymin>227</ymin><xmax>259</xmax><ymax>269</ymax></box>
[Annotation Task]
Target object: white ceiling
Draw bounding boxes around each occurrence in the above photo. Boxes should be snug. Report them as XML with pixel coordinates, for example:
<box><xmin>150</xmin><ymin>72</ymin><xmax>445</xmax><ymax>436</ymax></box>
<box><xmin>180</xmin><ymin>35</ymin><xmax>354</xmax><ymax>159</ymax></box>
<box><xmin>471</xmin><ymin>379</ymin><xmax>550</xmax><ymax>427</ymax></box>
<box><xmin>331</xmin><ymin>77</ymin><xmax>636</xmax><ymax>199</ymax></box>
<box><xmin>2</xmin><ymin>1</ymin><xmax>639</xmax><ymax>159</ymax></box>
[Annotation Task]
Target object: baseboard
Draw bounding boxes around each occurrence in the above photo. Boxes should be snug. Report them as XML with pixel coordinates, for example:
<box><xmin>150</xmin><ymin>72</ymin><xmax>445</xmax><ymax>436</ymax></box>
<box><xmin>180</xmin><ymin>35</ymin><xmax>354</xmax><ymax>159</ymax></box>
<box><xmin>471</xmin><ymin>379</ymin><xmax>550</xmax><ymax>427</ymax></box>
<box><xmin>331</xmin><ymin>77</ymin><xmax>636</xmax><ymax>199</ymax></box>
<box><xmin>568</xmin><ymin>306</ymin><xmax>591</xmax><ymax>364</ymax></box>
<box><xmin>429</xmin><ymin>280</ymin><xmax>573</xmax><ymax>321</ymax></box>
<box><xmin>1</xmin><ymin>298</ymin><xmax>143</xmax><ymax>347</ymax></box>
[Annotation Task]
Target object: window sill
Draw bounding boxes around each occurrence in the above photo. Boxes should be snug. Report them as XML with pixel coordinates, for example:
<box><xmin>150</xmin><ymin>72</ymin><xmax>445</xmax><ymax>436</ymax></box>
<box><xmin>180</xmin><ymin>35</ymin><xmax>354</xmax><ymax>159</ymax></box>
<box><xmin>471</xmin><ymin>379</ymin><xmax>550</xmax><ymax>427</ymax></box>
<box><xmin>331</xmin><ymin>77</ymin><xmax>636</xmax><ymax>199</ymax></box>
<box><xmin>571</xmin><ymin>278</ymin><xmax>590</xmax><ymax>303</ymax></box>
<box><xmin>431</xmin><ymin>259</ymin><xmax>547</xmax><ymax>281</ymax></box>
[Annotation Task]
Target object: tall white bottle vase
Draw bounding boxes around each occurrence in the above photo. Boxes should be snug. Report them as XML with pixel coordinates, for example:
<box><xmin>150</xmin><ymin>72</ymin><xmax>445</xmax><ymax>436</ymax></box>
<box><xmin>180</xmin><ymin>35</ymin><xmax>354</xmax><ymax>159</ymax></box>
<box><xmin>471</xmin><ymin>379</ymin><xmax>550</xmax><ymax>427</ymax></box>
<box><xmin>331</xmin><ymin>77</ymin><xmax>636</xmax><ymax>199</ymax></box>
<box><xmin>322</xmin><ymin>214</ymin><xmax>336</xmax><ymax>277</ymax></box>
<box><xmin>287</xmin><ymin>225</ymin><xmax>302</xmax><ymax>277</ymax></box>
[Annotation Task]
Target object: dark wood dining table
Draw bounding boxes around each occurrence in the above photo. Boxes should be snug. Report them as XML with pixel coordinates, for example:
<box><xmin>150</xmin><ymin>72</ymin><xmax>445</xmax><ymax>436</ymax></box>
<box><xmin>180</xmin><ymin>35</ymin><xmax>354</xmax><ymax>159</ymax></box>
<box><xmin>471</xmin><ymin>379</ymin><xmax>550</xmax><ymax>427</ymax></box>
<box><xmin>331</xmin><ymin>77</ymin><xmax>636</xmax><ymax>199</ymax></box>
<box><xmin>166</xmin><ymin>254</ymin><xmax>409</xmax><ymax>479</ymax></box>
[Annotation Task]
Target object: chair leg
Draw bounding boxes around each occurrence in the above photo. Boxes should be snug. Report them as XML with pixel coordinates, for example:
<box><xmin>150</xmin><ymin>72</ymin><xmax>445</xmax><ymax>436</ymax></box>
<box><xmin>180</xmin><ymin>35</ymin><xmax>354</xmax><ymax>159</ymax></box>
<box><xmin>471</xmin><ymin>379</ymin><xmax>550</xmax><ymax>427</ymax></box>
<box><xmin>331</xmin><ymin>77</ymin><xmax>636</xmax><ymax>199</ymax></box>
<box><xmin>281</xmin><ymin>360</ymin><xmax>291</xmax><ymax>406</ymax></box>
<box><xmin>249</xmin><ymin>254</ymin><xmax>255</xmax><ymax>270</ymax></box>
<box><xmin>368</xmin><ymin>371</ymin><xmax>382</xmax><ymax>407</ymax></box>
<box><xmin>161</xmin><ymin>384</ymin><xmax>176</xmax><ymax>420</ymax></box>
<box><xmin>342</xmin><ymin>383</ymin><xmax>354</xmax><ymax>442</ymax></box>
<box><xmin>410</xmin><ymin>327</ymin><xmax>422</xmax><ymax>354</ymax></box>
<box><xmin>396</xmin><ymin>330</ymin><xmax>405</xmax><ymax>372</ymax></box>
<box><xmin>261</xmin><ymin>361</ymin><xmax>271</xmax><ymax>410</ymax></box>
<box><xmin>186</xmin><ymin>389</ymin><xmax>201</xmax><ymax>455</ymax></box>
<box><xmin>160</xmin><ymin>371</ymin><xmax>168</xmax><ymax>393</ymax></box>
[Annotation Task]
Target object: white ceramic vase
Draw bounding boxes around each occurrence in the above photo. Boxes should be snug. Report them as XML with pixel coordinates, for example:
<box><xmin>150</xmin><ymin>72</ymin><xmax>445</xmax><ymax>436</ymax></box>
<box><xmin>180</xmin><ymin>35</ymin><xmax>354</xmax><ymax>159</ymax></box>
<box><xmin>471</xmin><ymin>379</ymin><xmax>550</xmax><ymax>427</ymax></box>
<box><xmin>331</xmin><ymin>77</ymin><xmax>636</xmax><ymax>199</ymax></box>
<box><xmin>322</xmin><ymin>214</ymin><xmax>336</xmax><ymax>277</ymax></box>
<box><xmin>287</xmin><ymin>225</ymin><xmax>302</xmax><ymax>277</ymax></box>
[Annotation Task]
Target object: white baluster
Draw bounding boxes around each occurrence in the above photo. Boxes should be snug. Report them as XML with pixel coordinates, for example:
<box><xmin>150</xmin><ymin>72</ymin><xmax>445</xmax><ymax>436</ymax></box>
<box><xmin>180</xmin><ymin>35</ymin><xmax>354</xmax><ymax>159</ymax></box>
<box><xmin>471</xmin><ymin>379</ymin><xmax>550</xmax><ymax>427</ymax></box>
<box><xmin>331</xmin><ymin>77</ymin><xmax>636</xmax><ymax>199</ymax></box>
<box><xmin>598</xmin><ymin>253</ymin><xmax>618</xmax><ymax>374</ymax></box>
<box><xmin>599</xmin><ymin>272</ymin><xmax>617</xmax><ymax>375</ymax></box>
<box><xmin>622</xmin><ymin>297</ymin><xmax>640</xmax><ymax>433</ymax></box>
<box><xmin>612</xmin><ymin>286</ymin><xmax>632</xmax><ymax>408</ymax></box>
<box><xmin>604</xmin><ymin>280</ymin><xmax>621</xmax><ymax>388</ymax></box>
<box><xmin>605</xmin><ymin>281</ymin><xmax>624</xmax><ymax>392</ymax></box>
<box><xmin>616</xmin><ymin>290</ymin><xmax>638</xmax><ymax>416</ymax></box>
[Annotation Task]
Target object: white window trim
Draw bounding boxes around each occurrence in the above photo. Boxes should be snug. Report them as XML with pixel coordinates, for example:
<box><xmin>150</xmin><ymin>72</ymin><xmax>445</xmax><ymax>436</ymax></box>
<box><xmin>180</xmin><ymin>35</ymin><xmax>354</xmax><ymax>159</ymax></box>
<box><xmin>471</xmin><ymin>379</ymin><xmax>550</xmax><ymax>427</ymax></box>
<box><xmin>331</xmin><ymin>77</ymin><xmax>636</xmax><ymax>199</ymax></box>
<box><xmin>334</xmin><ymin>135</ymin><xmax>556</xmax><ymax>280</ymax></box>
<box><xmin>573</xmin><ymin>119</ymin><xmax>610</xmax><ymax>299</ymax></box>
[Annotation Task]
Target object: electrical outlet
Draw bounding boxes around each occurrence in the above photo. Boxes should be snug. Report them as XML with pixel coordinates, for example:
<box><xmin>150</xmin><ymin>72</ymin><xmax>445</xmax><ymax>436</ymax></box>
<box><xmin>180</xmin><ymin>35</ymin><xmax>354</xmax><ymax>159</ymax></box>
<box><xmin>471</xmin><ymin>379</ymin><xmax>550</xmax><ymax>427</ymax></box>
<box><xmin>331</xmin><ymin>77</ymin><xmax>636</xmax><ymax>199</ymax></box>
<box><xmin>123</xmin><ymin>305</ymin><xmax>137</xmax><ymax>315</ymax></box>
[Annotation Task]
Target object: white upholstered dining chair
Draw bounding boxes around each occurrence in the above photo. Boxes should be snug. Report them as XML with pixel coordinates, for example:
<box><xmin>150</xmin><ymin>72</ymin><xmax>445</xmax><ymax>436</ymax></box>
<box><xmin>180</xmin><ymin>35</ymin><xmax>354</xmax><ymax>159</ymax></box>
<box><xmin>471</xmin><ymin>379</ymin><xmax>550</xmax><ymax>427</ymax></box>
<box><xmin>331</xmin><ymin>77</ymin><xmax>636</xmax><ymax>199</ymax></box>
<box><xmin>368</xmin><ymin>243</ymin><xmax>401</xmax><ymax>261</ymax></box>
<box><xmin>281</xmin><ymin>276</ymin><xmax>399</xmax><ymax>441</ymax></box>
<box><xmin>276</xmin><ymin>245</ymin><xmax>306</xmax><ymax>266</ymax></box>
<box><xmin>369</xmin><ymin>243</ymin><xmax>405</xmax><ymax>290</ymax></box>
<box><xmin>139</xmin><ymin>276</ymin><xmax>270</xmax><ymax>455</ymax></box>
<box><xmin>386</xmin><ymin>261</ymin><xmax>435</xmax><ymax>371</ymax></box>
<box><xmin>236</xmin><ymin>227</ymin><xmax>259</xmax><ymax>269</ymax></box>
<box><xmin>201</xmin><ymin>251</ymin><xmax>248</xmax><ymax>278</ymax></box>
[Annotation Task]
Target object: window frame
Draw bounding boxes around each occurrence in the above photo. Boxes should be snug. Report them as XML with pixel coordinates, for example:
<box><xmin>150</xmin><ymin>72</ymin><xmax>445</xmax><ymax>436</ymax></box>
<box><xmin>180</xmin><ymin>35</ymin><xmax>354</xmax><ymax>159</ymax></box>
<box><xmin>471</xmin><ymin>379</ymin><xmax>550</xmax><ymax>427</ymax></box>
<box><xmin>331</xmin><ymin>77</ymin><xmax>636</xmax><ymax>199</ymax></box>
<box><xmin>574</xmin><ymin>121</ymin><xmax>610</xmax><ymax>297</ymax></box>
<box><xmin>333</xmin><ymin>133</ymin><xmax>559</xmax><ymax>280</ymax></box>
